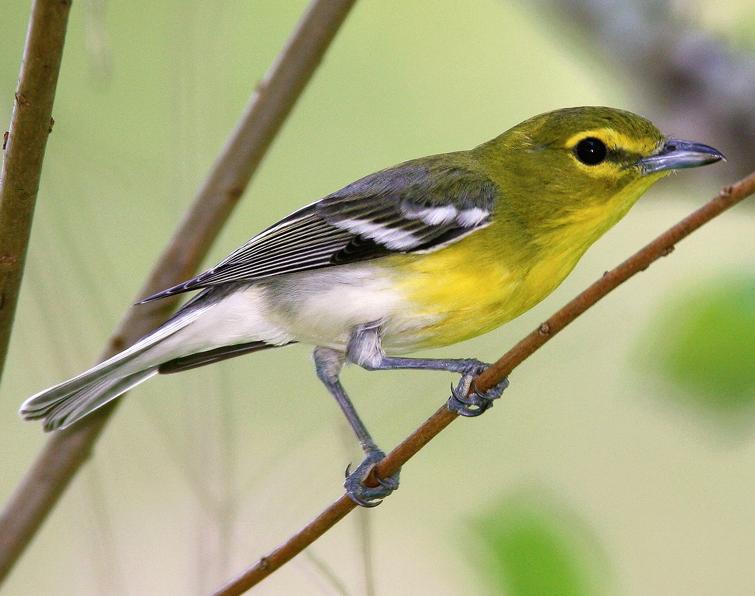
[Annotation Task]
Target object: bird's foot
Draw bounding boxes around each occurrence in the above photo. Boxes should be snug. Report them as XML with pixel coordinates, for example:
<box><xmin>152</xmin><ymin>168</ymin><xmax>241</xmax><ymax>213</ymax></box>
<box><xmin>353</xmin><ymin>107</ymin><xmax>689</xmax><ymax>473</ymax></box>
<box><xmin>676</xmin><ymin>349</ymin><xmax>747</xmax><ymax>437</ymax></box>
<box><xmin>344</xmin><ymin>449</ymin><xmax>400</xmax><ymax>508</ymax></box>
<box><xmin>447</xmin><ymin>365</ymin><xmax>509</xmax><ymax>417</ymax></box>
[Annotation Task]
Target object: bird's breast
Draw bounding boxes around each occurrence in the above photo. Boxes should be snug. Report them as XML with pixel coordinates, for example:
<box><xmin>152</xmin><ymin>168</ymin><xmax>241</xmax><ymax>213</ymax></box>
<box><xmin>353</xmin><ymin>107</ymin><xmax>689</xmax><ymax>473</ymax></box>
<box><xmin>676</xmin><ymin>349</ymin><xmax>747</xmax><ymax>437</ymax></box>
<box><xmin>383</xmin><ymin>226</ymin><xmax>586</xmax><ymax>350</ymax></box>
<box><xmin>258</xmin><ymin>228</ymin><xmax>587</xmax><ymax>352</ymax></box>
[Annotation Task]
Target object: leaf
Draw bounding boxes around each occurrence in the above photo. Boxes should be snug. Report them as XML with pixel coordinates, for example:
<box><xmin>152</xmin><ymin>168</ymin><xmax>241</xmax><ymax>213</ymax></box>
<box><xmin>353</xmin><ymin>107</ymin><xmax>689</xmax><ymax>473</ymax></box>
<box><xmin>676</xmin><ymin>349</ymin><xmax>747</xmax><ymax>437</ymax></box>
<box><xmin>471</xmin><ymin>492</ymin><xmax>607</xmax><ymax>596</ymax></box>
<box><xmin>644</xmin><ymin>275</ymin><xmax>755</xmax><ymax>416</ymax></box>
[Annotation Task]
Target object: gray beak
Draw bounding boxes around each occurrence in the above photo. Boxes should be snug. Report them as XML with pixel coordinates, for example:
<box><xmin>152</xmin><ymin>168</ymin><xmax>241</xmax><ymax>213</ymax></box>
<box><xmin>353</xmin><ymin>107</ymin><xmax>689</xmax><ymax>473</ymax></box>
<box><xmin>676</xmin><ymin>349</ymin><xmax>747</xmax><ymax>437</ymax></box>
<box><xmin>638</xmin><ymin>139</ymin><xmax>725</xmax><ymax>174</ymax></box>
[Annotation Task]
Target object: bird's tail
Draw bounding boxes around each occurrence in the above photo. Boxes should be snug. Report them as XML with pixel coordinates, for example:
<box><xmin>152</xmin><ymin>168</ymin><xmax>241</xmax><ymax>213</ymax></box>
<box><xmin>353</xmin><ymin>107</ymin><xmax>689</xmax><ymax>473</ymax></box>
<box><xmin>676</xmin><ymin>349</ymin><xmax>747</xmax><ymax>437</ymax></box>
<box><xmin>21</xmin><ymin>365</ymin><xmax>158</xmax><ymax>432</ymax></box>
<box><xmin>20</xmin><ymin>298</ymin><xmax>216</xmax><ymax>432</ymax></box>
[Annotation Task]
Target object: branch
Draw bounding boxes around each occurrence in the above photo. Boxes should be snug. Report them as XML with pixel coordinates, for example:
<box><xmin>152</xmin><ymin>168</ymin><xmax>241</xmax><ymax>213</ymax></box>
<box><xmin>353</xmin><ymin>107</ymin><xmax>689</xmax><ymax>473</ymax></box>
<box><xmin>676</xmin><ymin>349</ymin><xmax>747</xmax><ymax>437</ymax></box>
<box><xmin>0</xmin><ymin>0</ymin><xmax>356</xmax><ymax>583</ymax></box>
<box><xmin>0</xmin><ymin>0</ymin><xmax>72</xmax><ymax>382</ymax></box>
<box><xmin>214</xmin><ymin>170</ymin><xmax>755</xmax><ymax>595</ymax></box>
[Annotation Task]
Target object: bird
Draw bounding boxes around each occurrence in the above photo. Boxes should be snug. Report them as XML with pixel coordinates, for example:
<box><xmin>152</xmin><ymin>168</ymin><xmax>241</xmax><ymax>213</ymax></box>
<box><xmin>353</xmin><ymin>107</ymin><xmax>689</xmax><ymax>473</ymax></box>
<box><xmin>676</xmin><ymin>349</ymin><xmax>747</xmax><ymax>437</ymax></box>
<box><xmin>20</xmin><ymin>106</ymin><xmax>724</xmax><ymax>506</ymax></box>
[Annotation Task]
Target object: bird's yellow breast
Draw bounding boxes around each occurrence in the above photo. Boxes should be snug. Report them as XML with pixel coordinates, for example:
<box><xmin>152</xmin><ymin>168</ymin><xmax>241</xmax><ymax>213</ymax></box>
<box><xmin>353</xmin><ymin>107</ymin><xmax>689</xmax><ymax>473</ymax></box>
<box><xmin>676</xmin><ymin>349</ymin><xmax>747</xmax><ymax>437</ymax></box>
<box><xmin>383</xmin><ymin>223</ymin><xmax>582</xmax><ymax>349</ymax></box>
<box><xmin>385</xmin><ymin>175</ymin><xmax>658</xmax><ymax>350</ymax></box>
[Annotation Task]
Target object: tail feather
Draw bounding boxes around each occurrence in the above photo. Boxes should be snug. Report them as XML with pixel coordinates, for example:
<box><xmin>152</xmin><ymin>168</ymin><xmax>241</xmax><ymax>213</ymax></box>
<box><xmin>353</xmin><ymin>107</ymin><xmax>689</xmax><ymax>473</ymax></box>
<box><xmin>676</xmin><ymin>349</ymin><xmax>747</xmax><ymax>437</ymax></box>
<box><xmin>20</xmin><ymin>297</ymin><xmax>216</xmax><ymax>431</ymax></box>
<box><xmin>27</xmin><ymin>368</ymin><xmax>158</xmax><ymax>432</ymax></box>
<box><xmin>20</xmin><ymin>350</ymin><xmax>145</xmax><ymax>419</ymax></box>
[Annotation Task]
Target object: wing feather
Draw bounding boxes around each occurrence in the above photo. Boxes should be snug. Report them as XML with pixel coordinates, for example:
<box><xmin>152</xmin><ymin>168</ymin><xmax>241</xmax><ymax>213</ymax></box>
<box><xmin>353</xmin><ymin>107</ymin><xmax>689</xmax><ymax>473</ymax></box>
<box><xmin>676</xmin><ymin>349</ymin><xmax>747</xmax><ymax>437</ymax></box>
<box><xmin>139</xmin><ymin>157</ymin><xmax>498</xmax><ymax>303</ymax></box>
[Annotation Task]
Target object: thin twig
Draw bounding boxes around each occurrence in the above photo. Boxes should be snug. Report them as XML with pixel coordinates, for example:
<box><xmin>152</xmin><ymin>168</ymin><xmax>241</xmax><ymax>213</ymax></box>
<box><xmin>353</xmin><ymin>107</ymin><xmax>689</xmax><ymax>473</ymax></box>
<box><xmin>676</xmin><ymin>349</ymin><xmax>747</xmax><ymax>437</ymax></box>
<box><xmin>0</xmin><ymin>0</ymin><xmax>72</xmax><ymax>382</ymax></box>
<box><xmin>303</xmin><ymin>549</ymin><xmax>352</xmax><ymax>596</ymax></box>
<box><xmin>358</xmin><ymin>506</ymin><xmax>376</xmax><ymax>596</ymax></box>
<box><xmin>0</xmin><ymin>0</ymin><xmax>356</xmax><ymax>583</ymax></box>
<box><xmin>214</xmin><ymin>171</ymin><xmax>755</xmax><ymax>595</ymax></box>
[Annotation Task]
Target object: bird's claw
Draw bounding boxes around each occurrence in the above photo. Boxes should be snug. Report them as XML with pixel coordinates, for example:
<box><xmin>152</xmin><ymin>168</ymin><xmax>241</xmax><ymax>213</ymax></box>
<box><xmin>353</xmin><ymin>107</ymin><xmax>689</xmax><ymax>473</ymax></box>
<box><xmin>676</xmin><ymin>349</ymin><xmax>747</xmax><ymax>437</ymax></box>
<box><xmin>447</xmin><ymin>372</ymin><xmax>509</xmax><ymax>417</ymax></box>
<box><xmin>344</xmin><ymin>449</ymin><xmax>400</xmax><ymax>507</ymax></box>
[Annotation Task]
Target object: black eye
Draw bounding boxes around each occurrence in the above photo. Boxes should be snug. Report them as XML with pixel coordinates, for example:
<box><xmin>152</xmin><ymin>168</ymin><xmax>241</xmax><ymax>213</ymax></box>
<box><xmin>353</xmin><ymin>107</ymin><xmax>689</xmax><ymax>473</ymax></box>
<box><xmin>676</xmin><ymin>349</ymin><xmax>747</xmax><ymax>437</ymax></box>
<box><xmin>575</xmin><ymin>137</ymin><xmax>607</xmax><ymax>165</ymax></box>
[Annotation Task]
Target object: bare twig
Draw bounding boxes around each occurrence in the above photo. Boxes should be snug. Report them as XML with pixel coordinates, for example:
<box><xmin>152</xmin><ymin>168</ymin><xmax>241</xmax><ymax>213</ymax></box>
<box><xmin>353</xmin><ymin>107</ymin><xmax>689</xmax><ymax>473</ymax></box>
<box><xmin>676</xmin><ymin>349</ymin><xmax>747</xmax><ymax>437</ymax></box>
<box><xmin>0</xmin><ymin>0</ymin><xmax>356</xmax><ymax>583</ymax></box>
<box><xmin>214</xmin><ymin>171</ymin><xmax>755</xmax><ymax>595</ymax></box>
<box><xmin>303</xmin><ymin>550</ymin><xmax>351</xmax><ymax>596</ymax></box>
<box><xmin>0</xmin><ymin>0</ymin><xmax>72</xmax><ymax>382</ymax></box>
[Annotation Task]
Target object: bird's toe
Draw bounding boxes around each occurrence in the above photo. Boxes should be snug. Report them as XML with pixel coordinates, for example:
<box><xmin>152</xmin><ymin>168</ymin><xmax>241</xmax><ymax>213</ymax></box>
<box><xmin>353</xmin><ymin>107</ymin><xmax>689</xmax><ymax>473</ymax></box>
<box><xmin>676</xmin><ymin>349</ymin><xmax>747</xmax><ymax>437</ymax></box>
<box><xmin>344</xmin><ymin>449</ymin><xmax>400</xmax><ymax>507</ymax></box>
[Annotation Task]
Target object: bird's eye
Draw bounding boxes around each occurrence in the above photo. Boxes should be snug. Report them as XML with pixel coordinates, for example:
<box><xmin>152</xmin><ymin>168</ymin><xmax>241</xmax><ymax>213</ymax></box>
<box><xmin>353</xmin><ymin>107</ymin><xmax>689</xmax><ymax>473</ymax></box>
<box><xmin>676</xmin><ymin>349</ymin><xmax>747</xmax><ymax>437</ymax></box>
<box><xmin>575</xmin><ymin>137</ymin><xmax>607</xmax><ymax>165</ymax></box>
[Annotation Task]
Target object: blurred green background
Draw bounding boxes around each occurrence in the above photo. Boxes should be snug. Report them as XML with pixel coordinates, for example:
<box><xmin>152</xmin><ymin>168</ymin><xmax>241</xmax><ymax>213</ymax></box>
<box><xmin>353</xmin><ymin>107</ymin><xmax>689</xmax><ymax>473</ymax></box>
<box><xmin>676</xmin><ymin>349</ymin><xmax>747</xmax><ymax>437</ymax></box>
<box><xmin>1</xmin><ymin>1</ymin><xmax>753</xmax><ymax>594</ymax></box>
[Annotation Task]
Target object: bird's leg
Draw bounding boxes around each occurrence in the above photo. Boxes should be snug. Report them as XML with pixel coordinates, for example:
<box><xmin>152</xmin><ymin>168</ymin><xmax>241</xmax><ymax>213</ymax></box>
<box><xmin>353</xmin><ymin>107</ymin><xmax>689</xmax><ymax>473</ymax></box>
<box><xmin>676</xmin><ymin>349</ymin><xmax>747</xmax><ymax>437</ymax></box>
<box><xmin>348</xmin><ymin>322</ymin><xmax>509</xmax><ymax>417</ymax></box>
<box><xmin>313</xmin><ymin>346</ymin><xmax>399</xmax><ymax>507</ymax></box>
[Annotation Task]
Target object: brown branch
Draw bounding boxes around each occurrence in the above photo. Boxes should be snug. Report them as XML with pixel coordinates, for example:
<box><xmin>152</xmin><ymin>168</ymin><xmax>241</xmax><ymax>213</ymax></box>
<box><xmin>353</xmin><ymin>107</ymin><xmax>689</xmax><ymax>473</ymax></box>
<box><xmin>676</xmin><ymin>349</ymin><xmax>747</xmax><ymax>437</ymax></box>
<box><xmin>0</xmin><ymin>0</ymin><xmax>356</xmax><ymax>584</ymax></box>
<box><xmin>0</xmin><ymin>0</ymin><xmax>72</xmax><ymax>382</ymax></box>
<box><xmin>214</xmin><ymin>170</ymin><xmax>755</xmax><ymax>595</ymax></box>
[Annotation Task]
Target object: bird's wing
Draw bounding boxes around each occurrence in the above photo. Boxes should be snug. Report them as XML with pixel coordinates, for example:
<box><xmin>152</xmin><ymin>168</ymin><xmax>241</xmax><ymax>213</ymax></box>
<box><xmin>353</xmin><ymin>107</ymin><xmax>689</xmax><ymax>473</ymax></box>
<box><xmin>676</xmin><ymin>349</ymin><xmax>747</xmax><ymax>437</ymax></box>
<box><xmin>139</xmin><ymin>157</ymin><xmax>497</xmax><ymax>303</ymax></box>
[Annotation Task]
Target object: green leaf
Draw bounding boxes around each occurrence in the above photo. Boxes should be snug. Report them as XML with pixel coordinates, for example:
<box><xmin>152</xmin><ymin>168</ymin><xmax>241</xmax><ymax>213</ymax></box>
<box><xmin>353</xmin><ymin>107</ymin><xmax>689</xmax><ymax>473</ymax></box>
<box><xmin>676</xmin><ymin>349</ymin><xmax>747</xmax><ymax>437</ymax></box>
<box><xmin>644</xmin><ymin>275</ymin><xmax>755</xmax><ymax>416</ymax></box>
<box><xmin>471</xmin><ymin>493</ymin><xmax>607</xmax><ymax>596</ymax></box>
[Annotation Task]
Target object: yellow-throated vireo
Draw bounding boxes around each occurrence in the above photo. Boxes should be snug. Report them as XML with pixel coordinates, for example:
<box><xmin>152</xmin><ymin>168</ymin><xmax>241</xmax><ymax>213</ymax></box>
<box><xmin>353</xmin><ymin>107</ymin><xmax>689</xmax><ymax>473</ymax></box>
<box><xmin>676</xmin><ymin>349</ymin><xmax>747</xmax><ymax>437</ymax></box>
<box><xmin>21</xmin><ymin>107</ymin><xmax>724</xmax><ymax>506</ymax></box>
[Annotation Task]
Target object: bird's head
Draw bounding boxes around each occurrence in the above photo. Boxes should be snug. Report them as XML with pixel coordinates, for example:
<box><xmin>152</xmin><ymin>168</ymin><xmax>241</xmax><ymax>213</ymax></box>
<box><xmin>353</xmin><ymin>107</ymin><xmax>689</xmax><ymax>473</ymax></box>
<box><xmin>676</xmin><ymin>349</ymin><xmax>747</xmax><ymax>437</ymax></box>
<box><xmin>476</xmin><ymin>106</ymin><xmax>724</xmax><ymax>239</ymax></box>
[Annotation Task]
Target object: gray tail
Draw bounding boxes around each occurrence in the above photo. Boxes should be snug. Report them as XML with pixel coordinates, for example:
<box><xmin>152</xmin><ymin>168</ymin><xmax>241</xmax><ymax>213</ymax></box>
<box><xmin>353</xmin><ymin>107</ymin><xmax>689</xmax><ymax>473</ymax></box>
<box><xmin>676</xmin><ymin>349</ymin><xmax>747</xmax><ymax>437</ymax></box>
<box><xmin>20</xmin><ymin>366</ymin><xmax>158</xmax><ymax>431</ymax></box>
<box><xmin>20</xmin><ymin>297</ymin><xmax>218</xmax><ymax>432</ymax></box>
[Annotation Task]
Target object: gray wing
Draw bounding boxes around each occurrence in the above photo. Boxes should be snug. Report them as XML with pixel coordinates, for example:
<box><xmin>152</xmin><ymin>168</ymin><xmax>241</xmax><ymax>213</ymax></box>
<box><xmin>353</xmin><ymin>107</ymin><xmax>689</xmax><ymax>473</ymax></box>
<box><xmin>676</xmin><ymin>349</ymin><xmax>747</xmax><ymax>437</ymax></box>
<box><xmin>140</xmin><ymin>157</ymin><xmax>497</xmax><ymax>303</ymax></box>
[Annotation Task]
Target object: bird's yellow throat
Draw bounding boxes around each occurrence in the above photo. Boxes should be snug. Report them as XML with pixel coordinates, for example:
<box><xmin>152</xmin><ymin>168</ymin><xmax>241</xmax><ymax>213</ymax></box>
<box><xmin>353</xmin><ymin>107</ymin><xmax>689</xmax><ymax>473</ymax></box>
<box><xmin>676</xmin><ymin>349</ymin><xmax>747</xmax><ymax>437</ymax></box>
<box><xmin>389</xmin><ymin>171</ymin><xmax>666</xmax><ymax>349</ymax></box>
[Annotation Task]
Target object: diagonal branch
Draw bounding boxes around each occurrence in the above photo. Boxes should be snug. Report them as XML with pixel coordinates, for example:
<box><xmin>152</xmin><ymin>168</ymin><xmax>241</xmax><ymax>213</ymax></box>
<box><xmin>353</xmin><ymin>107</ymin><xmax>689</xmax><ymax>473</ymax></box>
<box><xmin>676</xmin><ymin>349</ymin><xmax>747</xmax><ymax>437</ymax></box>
<box><xmin>0</xmin><ymin>0</ymin><xmax>356</xmax><ymax>584</ymax></box>
<box><xmin>214</xmin><ymin>170</ymin><xmax>755</xmax><ymax>595</ymax></box>
<box><xmin>0</xmin><ymin>0</ymin><xmax>72</xmax><ymax>383</ymax></box>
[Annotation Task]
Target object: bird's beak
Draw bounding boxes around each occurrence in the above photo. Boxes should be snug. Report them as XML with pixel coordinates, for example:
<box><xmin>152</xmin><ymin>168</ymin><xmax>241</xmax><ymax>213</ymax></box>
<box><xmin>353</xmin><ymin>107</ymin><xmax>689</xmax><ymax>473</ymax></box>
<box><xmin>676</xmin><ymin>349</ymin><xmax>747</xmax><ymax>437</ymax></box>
<box><xmin>638</xmin><ymin>138</ymin><xmax>725</xmax><ymax>175</ymax></box>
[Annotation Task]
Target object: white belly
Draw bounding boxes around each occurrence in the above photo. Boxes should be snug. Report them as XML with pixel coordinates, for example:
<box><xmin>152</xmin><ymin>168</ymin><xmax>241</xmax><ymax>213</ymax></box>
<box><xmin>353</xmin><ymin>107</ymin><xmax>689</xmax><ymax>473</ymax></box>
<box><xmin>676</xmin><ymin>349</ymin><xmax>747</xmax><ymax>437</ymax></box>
<box><xmin>159</xmin><ymin>264</ymin><xmax>438</xmax><ymax>358</ymax></box>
